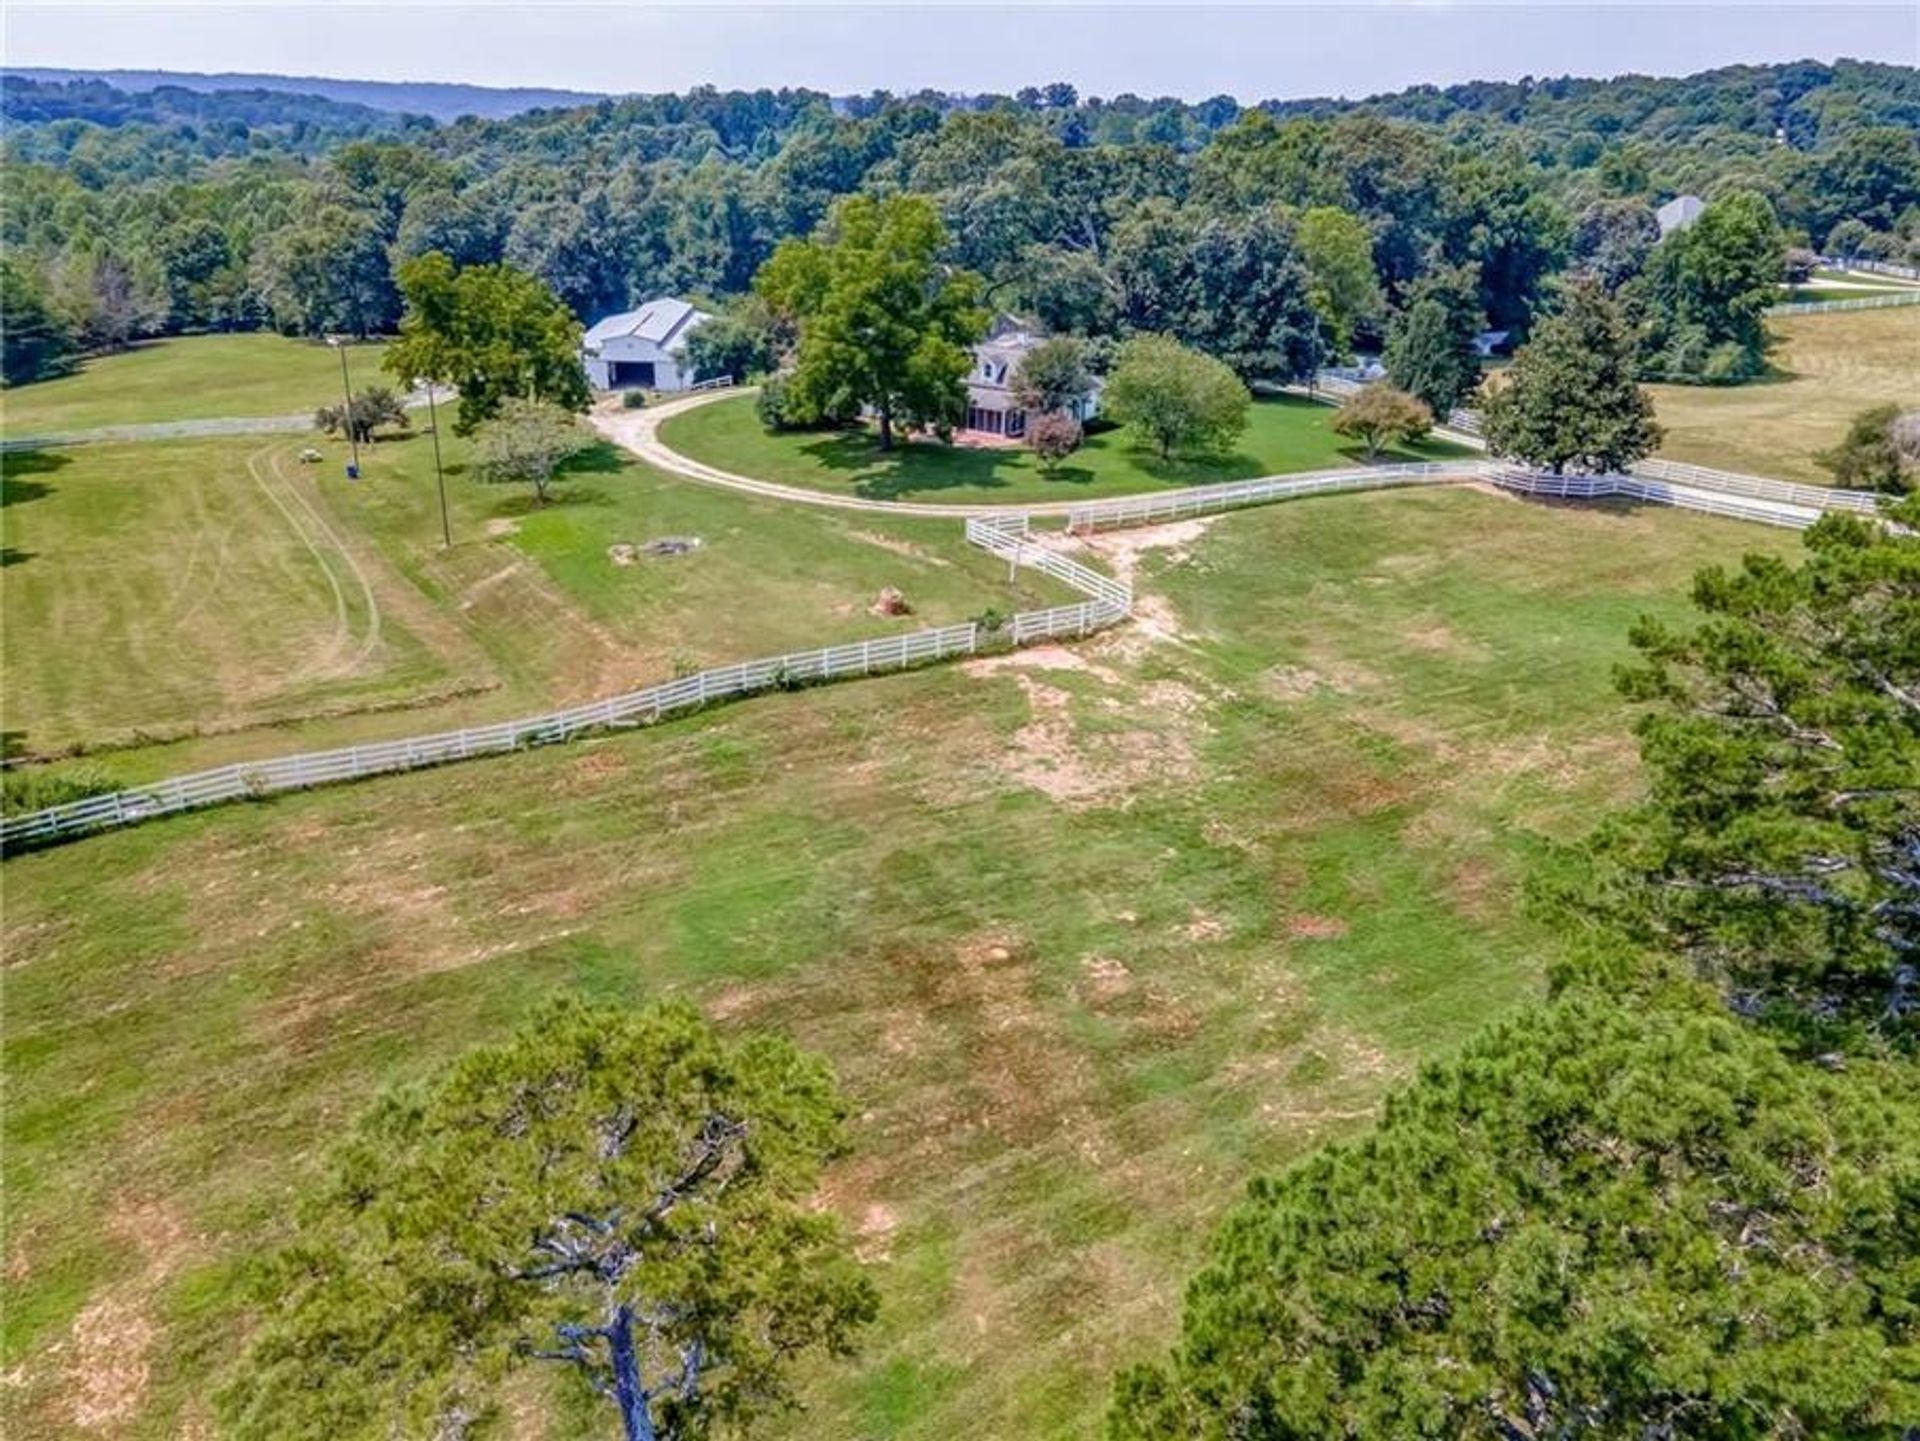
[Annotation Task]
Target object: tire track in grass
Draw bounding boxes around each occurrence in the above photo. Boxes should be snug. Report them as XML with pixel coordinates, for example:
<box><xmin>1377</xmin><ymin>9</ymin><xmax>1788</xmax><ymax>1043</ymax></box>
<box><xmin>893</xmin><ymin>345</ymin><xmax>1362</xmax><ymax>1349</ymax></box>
<box><xmin>266</xmin><ymin>444</ymin><xmax>387</xmax><ymax>673</ymax></box>
<box><xmin>243</xmin><ymin>441</ymin><xmax>364</xmax><ymax>687</ymax></box>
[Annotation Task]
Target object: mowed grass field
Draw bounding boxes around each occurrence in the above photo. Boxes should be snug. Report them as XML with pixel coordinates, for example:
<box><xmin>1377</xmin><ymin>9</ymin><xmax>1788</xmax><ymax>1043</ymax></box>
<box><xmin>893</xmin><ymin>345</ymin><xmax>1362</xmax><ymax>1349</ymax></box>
<box><xmin>2</xmin><ymin>485</ymin><xmax>1799</xmax><ymax>1439</ymax></box>
<box><xmin>660</xmin><ymin>391</ymin><xmax>1478</xmax><ymax>506</ymax></box>
<box><xmin>0</xmin><ymin>335</ymin><xmax>392</xmax><ymax>435</ymax></box>
<box><xmin>1</xmin><ymin>426</ymin><xmax>1065</xmax><ymax>766</ymax></box>
<box><xmin>1648</xmin><ymin>305</ymin><xmax>1920</xmax><ymax>483</ymax></box>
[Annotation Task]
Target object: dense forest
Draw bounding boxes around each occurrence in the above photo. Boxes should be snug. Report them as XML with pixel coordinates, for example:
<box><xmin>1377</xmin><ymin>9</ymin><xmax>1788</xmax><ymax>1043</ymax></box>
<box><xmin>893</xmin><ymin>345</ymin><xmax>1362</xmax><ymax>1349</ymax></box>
<box><xmin>3</xmin><ymin>59</ymin><xmax>1916</xmax><ymax>386</ymax></box>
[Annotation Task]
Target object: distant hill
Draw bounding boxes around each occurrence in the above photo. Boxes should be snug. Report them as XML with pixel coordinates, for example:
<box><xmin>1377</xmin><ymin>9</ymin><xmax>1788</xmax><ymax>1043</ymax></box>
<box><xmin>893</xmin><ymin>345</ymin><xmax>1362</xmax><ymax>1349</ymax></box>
<box><xmin>1</xmin><ymin>75</ymin><xmax>422</xmax><ymax>133</ymax></box>
<box><xmin>7</xmin><ymin>67</ymin><xmax>606</xmax><ymax>121</ymax></box>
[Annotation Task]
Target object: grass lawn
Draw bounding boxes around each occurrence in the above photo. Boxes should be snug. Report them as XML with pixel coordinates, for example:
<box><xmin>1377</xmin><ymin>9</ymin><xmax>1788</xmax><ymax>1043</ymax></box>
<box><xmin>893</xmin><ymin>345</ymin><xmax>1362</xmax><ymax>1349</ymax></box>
<box><xmin>0</xmin><ymin>334</ymin><xmax>390</xmax><ymax>435</ymax></box>
<box><xmin>1648</xmin><ymin>306</ymin><xmax>1920</xmax><ymax>483</ymax></box>
<box><xmin>2</xmin><ymin>485</ymin><xmax>1798</xmax><ymax>1439</ymax></box>
<box><xmin>661</xmin><ymin>392</ymin><xmax>1479</xmax><ymax>506</ymax></box>
<box><xmin>1</xmin><ymin>427</ymin><xmax>1064</xmax><ymax>767</ymax></box>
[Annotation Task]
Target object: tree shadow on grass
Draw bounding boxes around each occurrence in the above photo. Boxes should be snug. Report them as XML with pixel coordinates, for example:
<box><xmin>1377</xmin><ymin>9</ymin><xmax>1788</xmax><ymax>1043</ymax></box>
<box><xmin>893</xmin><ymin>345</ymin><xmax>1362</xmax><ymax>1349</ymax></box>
<box><xmin>1</xmin><ymin>447</ymin><xmax>70</xmax><ymax>506</ymax></box>
<box><xmin>563</xmin><ymin>441</ymin><xmax>630</xmax><ymax>477</ymax></box>
<box><xmin>0</xmin><ymin>547</ymin><xmax>34</xmax><ymax>568</ymax></box>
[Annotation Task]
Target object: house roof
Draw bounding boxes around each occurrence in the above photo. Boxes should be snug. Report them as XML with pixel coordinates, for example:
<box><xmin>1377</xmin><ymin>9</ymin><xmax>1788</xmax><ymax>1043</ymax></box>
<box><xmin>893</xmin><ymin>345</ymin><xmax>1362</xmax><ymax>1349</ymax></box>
<box><xmin>582</xmin><ymin>298</ymin><xmax>708</xmax><ymax>351</ymax></box>
<box><xmin>1656</xmin><ymin>194</ymin><xmax>1705</xmax><ymax>235</ymax></box>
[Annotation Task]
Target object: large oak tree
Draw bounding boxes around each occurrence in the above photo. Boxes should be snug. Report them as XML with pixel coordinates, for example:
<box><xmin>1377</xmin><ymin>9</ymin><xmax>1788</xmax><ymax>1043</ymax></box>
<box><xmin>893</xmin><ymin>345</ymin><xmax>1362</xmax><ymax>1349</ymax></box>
<box><xmin>754</xmin><ymin>194</ymin><xmax>984</xmax><ymax>450</ymax></box>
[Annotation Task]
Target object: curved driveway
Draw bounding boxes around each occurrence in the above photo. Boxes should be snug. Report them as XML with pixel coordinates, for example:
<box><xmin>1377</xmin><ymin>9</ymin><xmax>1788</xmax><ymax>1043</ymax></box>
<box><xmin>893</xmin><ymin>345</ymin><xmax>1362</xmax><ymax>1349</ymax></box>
<box><xmin>596</xmin><ymin>388</ymin><xmax>1834</xmax><ymax>531</ymax></box>
<box><xmin>592</xmin><ymin>390</ymin><xmax>1101</xmax><ymax>519</ymax></box>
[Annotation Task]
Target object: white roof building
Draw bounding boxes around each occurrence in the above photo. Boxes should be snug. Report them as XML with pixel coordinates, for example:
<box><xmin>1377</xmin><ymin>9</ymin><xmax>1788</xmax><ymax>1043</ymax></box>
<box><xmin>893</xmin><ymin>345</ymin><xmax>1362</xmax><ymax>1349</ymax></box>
<box><xmin>961</xmin><ymin>316</ymin><xmax>1102</xmax><ymax>439</ymax></box>
<box><xmin>1656</xmin><ymin>194</ymin><xmax>1706</xmax><ymax>237</ymax></box>
<box><xmin>581</xmin><ymin>298</ymin><xmax>712</xmax><ymax>391</ymax></box>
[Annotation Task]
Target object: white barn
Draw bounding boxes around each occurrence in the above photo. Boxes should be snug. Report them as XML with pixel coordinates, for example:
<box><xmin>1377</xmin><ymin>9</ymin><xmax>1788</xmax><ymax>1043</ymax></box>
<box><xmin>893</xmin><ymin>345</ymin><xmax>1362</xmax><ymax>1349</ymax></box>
<box><xmin>581</xmin><ymin>298</ymin><xmax>712</xmax><ymax>391</ymax></box>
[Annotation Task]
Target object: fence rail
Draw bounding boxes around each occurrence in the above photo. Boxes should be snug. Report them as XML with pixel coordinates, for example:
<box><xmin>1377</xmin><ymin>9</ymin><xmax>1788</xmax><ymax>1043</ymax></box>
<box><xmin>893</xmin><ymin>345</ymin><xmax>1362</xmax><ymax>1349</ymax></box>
<box><xmin>1303</xmin><ymin>371</ymin><xmax>1878</xmax><ymax>514</ymax></box>
<box><xmin>1627</xmin><ymin>457</ymin><xmax>1882</xmax><ymax>514</ymax></box>
<box><xmin>7</xmin><ymin>440</ymin><xmax>1881</xmax><ymax>852</ymax></box>
<box><xmin>1767</xmin><ymin>290</ymin><xmax>1920</xmax><ymax>315</ymax></box>
<box><xmin>1064</xmin><ymin>461</ymin><xmax>1474</xmax><ymax>532</ymax></box>
<box><xmin>1485</xmin><ymin>467</ymin><xmax>1824</xmax><ymax>530</ymax></box>
<box><xmin>1846</xmin><ymin>259</ymin><xmax>1920</xmax><ymax>282</ymax></box>
<box><xmin>687</xmin><ymin>374</ymin><xmax>738</xmax><ymax>393</ymax></box>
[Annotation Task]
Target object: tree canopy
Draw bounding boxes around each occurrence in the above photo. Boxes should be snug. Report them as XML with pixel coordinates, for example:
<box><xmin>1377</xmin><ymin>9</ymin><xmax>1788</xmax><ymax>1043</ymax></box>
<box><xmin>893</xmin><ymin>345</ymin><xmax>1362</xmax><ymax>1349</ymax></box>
<box><xmin>472</xmin><ymin>398</ymin><xmax>595</xmax><ymax>504</ymax></box>
<box><xmin>1564</xmin><ymin>495</ymin><xmax>1920</xmax><ymax>1045</ymax></box>
<box><xmin>755</xmin><ymin>195</ymin><xmax>984</xmax><ymax>449</ymax></box>
<box><xmin>220</xmin><ymin>997</ymin><xmax>877</xmax><ymax>1441</ymax></box>
<box><xmin>1383</xmin><ymin>264</ymin><xmax>1484</xmax><ymax>418</ymax></box>
<box><xmin>1818</xmin><ymin>403</ymin><xmax>1919</xmax><ymax>494</ymax></box>
<box><xmin>1329</xmin><ymin>382</ymin><xmax>1432</xmax><ymax>461</ymax></box>
<box><xmin>1482</xmin><ymin>279</ymin><xmax>1662</xmax><ymax>475</ymax></box>
<box><xmin>384</xmin><ymin>251</ymin><xmax>588</xmax><ymax>435</ymax></box>
<box><xmin>1111</xmin><ymin>988</ymin><xmax>1920</xmax><ymax>1440</ymax></box>
<box><xmin>1101</xmin><ymin>335</ymin><xmax>1251</xmax><ymax>461</ymax></box>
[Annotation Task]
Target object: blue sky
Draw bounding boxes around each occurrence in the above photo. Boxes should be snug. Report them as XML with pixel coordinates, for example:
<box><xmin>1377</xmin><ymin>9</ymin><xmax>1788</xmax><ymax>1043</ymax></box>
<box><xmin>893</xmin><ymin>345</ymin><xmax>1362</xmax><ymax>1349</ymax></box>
<box><xmin>4</xmin><ymin>2</ymin><xmax>1915</xmax><ymax>102</ymax></box>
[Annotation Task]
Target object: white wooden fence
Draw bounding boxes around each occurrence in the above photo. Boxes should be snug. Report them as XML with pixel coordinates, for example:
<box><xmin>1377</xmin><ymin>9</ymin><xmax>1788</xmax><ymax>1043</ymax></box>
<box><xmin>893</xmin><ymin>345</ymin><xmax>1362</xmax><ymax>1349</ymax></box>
<box><xmin>1628</xmin><ymin>457</ymin><xmax>1882</xmax><ymax>514</ymax></box>
<box><xmin>1847</xmin><ymin>259</ymin><xmax>1920</xmax><ymax>282</ymax></box>
<box><xmin>1</xmin><ymin>515</ymin><xmax>1132</xmax><ymax>852</ymax></box>
<box><xmin>1302</xmin><ymin>372</ymin><xmax>1882</xmax><ymax>515</ymax></box>
<box><xmin>1767</xmin><ymin>290</ymin><xmax>1920</xmax><ymax>315</ymax></box>
<box><xmin>4</xmin><ymin>445</ymin><xmax>1888</xmax><ymax>852</ymax></box>
<box><xmin>1065</xmin><ymin>462</ymin><xmax>1468</xmax><ymax>532</ymax></box>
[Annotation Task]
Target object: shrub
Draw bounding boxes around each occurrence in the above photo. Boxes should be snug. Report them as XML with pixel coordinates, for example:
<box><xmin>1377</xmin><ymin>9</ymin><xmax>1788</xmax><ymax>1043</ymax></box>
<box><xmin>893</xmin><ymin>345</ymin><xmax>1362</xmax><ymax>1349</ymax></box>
<box><xmin>756</xmin><ymin>374</ymin><xmax>795</xmax><ymax>431</ymax></box>
<box><xmin>1702</xmin><ymin>341</ymin><xmax>1761</xmax><ymax>383</ymax></box>
<box><xmin>1328</xmin><ymin>383</ymin><xmax>1432</xmax><ymax>461</ymax></box>
<box><xmin>1817</xmin><ymin>403</ymin><xmax>1914</xmax><ymax>493</ymax></box>
<box><xmin>1027</xmin><ymin>411</ymin><xmax>1084</xmax><ymax>473</ymax></box>
<box><xmin>0</xmin><ymin>762</ymin><xmax>121</xmax><ymax>815</ymax></box>
<box><xmin>619</xmin><ymin>388</ymin><xmax>647</xmax><ymax>410</ymax></box>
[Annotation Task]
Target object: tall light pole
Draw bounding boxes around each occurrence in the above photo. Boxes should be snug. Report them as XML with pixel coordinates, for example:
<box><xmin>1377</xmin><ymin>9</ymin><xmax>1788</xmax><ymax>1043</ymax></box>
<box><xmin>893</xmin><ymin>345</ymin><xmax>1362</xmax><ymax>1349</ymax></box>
<box><xmin>425</xmin><ymin>381</ymin><xmax>451</xmax><ymax>549</ymax></box>
<box><xmin>328</xmin><ymin>335</ymin><xmax>360</xmax><ymax>477</ymax></box>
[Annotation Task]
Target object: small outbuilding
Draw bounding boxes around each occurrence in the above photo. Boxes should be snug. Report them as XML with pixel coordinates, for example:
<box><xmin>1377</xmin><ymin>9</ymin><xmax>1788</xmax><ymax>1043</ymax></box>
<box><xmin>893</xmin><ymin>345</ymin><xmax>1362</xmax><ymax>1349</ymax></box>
<box><xmin>582</xmin><ymin>298</ymin><xmax>712</xmax><ymax>391</ymax></box>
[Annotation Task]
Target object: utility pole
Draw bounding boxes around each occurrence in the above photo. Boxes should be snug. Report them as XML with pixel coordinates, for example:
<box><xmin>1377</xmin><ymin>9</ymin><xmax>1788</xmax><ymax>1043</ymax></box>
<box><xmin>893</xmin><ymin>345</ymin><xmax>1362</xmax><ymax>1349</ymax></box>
<box><xmin>329</xmin><ymin>336</ymin><xmax>361</xmax><ymax>477</ymax></box>
<box><xmin>425</xmin><ymin>383</ymin><xmax>451</xmax><ymax>548</ymax></box>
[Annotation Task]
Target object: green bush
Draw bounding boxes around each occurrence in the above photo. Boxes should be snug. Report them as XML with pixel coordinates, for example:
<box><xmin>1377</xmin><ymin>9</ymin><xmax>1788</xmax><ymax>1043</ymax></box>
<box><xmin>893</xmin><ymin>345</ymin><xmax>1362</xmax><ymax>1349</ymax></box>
<box><xmin>1702</xmin><ymin>341</ymin><xmax>1761</xmax><ymax>383</ymax></box>
<box><xmin>755</xmin><ymin>374</ymin><xmax>795</xmax><ymax>431</ymax></box>
<box><xmin>619</xmin><ymin>388</ymin><xmax>647</xmax><ymax>410</ymax></box>
<box><xmin>1</xmin><ymin>762</ymin><xmax>121</xmax><ymax>815</ymax></box>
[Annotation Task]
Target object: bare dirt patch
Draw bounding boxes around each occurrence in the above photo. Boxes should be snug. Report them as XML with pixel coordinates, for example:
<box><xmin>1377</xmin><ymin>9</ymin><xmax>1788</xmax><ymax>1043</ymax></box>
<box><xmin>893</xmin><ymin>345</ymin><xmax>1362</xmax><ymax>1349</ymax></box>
<box><xmin>1180</xmin><ymin>908</ymin><xmax>1228</xmax><ymax>943</ymax></box>
<box><xmin>1070</xmin><ymin>516</ymin><xmax>1220</xmax><ymax>587</ymax></box>
<box><xmin>849</xmin><ymin>529</ymin><xmax>952</xmax><ymax>566</ymax></box>
<box><xmin>1285</xmin><ymin>913</ymin><xmax>1351</xmax><ymax>940</ymax></box>
<box><xmin>63</xmin><ymin>1200</ymin><xmax>193</xmax><ymax>1431</ymax></box>
<box><xmin>1078</xmin><ymin>954</ymin><xmax>1135</xmax><ymax>1005</ymax></box>
<box><xmin>994</xmin><ymin>673</ymin><xmax>1200</xmax><ymax>810</ymax></box>
<box><xmin>68</xmin><ymin>1296</ymin><xmax>156</xmax><ymax>1430</ymax></box>
<box><xmin>962</xmin><ymin>645</ymin><xmax>1120</xmax><ymax>683</ymax></box>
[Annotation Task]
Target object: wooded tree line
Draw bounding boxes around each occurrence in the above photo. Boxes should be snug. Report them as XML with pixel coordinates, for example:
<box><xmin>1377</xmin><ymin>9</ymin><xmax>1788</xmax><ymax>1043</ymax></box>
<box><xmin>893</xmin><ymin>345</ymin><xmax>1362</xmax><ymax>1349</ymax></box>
<box><xmin>3</xmin><ymin>61</ymin><xmax>1916</xmax><ymax>388</ymax></box>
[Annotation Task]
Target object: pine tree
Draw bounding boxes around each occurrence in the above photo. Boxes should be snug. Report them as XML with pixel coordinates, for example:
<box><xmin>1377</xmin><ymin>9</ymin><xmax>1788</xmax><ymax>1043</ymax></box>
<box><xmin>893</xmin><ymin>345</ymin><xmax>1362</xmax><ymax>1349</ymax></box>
<box><xmin>1383</xmin><ymin>265</ymin><xmax>1483</xmax><ymax>417</ymax></box>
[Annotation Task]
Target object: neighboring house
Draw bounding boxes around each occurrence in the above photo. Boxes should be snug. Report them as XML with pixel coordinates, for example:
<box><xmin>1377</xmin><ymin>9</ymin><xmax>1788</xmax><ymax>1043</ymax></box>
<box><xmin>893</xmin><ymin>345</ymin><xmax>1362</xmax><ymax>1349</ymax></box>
<box><xmin>581</xmin><ymin>298</ymin><xmax>712</xmax><ymax>390</ymax></box>
<box><xmin>1656</xmin><ymin>194</ymin><xmax>1706</xmax><ymax>237</ymax></box>
<box><xmin>962</xmin><ymin>317</ymin><xmax>1101</xmax><ymax>439</ymax></box>
<box><xmin>1471</xmin><ymin>329</ymin><xmax>1511</xmax><ymax>359</ymax></box>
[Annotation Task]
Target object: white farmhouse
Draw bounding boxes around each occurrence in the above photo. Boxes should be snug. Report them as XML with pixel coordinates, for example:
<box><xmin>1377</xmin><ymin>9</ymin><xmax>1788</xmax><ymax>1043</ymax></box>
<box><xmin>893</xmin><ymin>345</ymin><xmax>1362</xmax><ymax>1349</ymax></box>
<box><xmin>962</xmin><ymin>318</ymin><xmax>1102</xmax><ymax>439</ymax></box>
<box><xmin>581</xmin><ymin>298</ymin><xmax>712</xmax><ymax>391</ymax></box>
